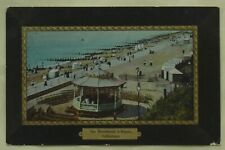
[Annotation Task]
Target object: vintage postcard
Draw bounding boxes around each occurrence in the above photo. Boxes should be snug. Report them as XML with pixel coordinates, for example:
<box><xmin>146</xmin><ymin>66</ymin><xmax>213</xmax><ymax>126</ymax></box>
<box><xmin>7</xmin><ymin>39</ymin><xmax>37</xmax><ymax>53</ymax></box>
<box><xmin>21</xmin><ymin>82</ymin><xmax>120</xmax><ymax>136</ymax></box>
<box><xmin>22</xmin><ymin>26</ymin><xmax>198</xmax><ymax>125</ymax></box>
<box><xmin>6</xmin><ymin>7</ymin><xmax>220</xmax><ymax>145</ymax></box>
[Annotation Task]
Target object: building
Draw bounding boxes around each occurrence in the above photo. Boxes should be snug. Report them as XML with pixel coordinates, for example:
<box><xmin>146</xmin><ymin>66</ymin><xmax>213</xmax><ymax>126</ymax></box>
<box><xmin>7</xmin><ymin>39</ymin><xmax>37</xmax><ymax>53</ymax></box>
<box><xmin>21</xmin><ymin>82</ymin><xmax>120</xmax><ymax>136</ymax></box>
<box><xmin>161</xmin><ymin>58</ymin><xmax>183</xmax><ymax>82</ymax></box>
<box><xmin>48</xmin><ymin>68</ymin><xmax>59</xmax><ymax>79</ymax></box>
<box><xmin>183</xmin><ymin>38</ymin><xmax>191</xmax><ymax>44</ymax></box>
<box><xmin>72</xmin><ymin>62</ymin><xmax>82</xmax><ymax>69</ymax></box>
<box><xmin>183</xmin><ymin>51</ymin><xmax>193</xmax><ymax>61</ymax></box>
<box><xmin>72</xmin><ymin>67</ymin><xmax>126</xmax><ymax>116</ymax></box>
<box><xmin>168</xmin><ymin>68</ymin><xmax>183</xmax><ymax>82</ymax></box>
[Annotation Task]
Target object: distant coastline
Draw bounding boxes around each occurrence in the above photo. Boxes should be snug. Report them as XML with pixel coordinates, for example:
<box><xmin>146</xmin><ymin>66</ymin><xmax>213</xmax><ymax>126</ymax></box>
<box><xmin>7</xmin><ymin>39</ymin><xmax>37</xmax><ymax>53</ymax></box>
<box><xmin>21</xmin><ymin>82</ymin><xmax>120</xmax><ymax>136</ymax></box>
<box><xmin>27</xmin><ymin>30</ymin><xmax>181</xmax><ymax>69</ymax></box>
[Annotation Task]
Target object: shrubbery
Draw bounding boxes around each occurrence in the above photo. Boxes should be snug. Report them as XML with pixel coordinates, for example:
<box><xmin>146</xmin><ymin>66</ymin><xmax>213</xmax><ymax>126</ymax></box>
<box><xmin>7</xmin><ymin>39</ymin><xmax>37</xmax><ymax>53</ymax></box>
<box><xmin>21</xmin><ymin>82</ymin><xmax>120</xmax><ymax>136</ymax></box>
<box><xmin>121</xmin><ymin>91</ymin><xmax>152</xmax><ymax>103</ymax></box>
<box><xmin>143</xmin><ymin>86</ymin><xmax>193</xmax><ymax>120</ymax></box>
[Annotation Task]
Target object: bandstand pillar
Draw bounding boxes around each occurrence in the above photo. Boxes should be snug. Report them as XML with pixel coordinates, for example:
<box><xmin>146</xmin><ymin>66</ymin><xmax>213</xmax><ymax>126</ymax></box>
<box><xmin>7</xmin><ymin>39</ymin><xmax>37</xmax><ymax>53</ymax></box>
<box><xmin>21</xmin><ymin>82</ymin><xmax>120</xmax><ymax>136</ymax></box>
<box><xmin>96</xmin><ymin>88</ymin><xmax>100</xmax><ymax>111</ymax></box>
<box><xmin>118</xmin><ymin>87</ymin><xmax>122</xmax><ymax>101</ymax></box>
<box><xmin>80</xmin><ymin>87</ymin><xmax>84</xmax><ymax>96</ymax></box>
<box><xmin>114</xmin><ymin>88</ymin><xmax>117</xmax><ymax>120</ymax></box>
<box><xmin>79</xmin><ymin>86</ymin><xmax>83</xmax><ymax>109</ymax></box>
<box><xmin>73</xmin><ymin>85</ymin><xmax>76</xmax><ymax>98</ymax></box>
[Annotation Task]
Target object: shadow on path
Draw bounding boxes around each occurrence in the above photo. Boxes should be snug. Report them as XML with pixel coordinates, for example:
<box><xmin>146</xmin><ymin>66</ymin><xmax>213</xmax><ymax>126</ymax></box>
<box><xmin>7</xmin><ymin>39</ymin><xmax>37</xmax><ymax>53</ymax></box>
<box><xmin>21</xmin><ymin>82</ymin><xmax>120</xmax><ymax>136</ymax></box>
<box><xmin>117</xmin><ymin>104</ymin><xmax>147</xmax><ymax>118</ymax></box>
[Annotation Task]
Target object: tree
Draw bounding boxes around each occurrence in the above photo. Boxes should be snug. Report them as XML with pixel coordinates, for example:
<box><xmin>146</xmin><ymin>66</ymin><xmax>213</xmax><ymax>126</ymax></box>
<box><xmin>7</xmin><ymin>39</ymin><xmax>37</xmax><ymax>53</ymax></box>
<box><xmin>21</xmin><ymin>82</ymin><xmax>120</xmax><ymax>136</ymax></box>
<box><xmin>143</xmin><ymin>86</ymin><xmax>193</xmax><ymax>120</ymax></box>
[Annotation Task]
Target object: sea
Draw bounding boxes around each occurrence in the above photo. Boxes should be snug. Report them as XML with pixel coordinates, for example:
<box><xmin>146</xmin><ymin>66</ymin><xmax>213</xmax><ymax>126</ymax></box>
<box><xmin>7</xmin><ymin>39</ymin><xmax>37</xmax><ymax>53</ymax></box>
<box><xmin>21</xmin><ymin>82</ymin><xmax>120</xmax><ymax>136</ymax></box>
<box><xmin>27</xmin><ymin>30</ymin><xmax>177</xmax><ymax>69</ymax></box>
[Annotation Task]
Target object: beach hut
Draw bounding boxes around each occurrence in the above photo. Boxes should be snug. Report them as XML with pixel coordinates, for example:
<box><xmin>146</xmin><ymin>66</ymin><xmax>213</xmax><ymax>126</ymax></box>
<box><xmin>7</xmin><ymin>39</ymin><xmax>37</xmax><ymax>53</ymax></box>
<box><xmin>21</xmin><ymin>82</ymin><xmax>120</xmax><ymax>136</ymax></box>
<box><xmin>134</xmin><ymin>45</ymin><xmax>138</xmax><ymax>51</ymax></box>
<box><xmin>168</xmin><ymin>68</ymin><xmax>183</xmax><ymax>82</ymax></box>
<box><xmin>162</xmin><ymin>66</ymin><xmax>173</xmax><ymax>80</ymax></box>
<box><xmin>59</xmin><ymin>61</ymin><xmax>70</xmax><ymax>66</ymax></box>
<box><xmin>48</xmin><ymin>68</ymin><xmax>59</xmax><ymax>79</ymax></box>
<box><xmin>161</xmin><ymin>58</ymin><xmax>183</xmax><ymax>80</ymax></box>
<box><xmin>72</xmin><ymin>68</ymin><xmax>126</xmax><ymax>116</ymax></box>
<box><xmin>72</xmin><ymin>62</ymin><xmax>82</xmax><ymax>69</ymax></box>
<box><xmin>141</xmin><ymin>43</ymin><xmax>144</xmax><ymax>49</ymax></box>
<box><xmin>183</xmin><ymin>51</ymin><xmax>193</xmax><ymax>60</ymax></box>
<box><xmin>183</xmin><ymin>38</ymin><xmax>190</xmax><ymax>44</ymax></box>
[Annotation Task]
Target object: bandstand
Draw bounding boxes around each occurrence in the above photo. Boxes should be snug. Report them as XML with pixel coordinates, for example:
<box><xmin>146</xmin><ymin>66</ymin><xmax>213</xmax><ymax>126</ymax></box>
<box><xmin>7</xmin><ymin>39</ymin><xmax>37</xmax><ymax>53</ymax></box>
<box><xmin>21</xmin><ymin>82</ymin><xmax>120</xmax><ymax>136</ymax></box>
<box><xmin>72</xmin><ymin>68</ymin><xmax>126</xmax><ymax>116</ymax></box>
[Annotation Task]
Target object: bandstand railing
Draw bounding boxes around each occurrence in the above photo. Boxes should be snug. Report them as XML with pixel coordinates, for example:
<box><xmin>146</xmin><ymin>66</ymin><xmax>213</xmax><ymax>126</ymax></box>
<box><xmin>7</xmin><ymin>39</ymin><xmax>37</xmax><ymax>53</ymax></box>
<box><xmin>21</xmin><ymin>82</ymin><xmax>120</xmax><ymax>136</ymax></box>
<box><xmin>73</xmin><ymin>96</ymin><xmax>122</xmax><ymax>112</ymax></box>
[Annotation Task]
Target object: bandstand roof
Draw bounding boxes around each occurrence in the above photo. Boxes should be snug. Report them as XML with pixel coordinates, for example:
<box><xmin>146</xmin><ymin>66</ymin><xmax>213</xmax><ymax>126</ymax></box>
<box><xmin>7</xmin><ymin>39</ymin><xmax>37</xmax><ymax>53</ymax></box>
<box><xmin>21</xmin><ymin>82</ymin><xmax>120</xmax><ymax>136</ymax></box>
<box><xmin>85</xmin><ymin>67</ymin><xmax>111</xmax><ymax>78</ymax></box>
<box><xmin>73</xmin><ymin>76</ymin><xmax>126</xmax><ymax>88</ymax></box>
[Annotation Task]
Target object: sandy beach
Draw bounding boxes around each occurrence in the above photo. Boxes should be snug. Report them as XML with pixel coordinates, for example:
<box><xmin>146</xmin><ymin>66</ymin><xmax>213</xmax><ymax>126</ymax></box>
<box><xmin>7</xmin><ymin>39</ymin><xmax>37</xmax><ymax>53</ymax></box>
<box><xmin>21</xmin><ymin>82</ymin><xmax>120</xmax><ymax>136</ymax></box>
<box><xmin>26</xmin><ymin>32</ymin><xmax>182</xmax><ymax>85</ymax></box>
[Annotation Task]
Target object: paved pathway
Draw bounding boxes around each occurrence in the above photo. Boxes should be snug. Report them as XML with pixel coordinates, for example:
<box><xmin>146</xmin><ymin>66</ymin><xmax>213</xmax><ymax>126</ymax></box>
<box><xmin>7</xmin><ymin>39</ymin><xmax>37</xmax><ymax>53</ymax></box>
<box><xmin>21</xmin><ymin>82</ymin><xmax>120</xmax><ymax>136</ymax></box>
<box><xmin>27</xmin><ymin>76</ymin><xmax>71</xmax><ymax>96</ymax></box>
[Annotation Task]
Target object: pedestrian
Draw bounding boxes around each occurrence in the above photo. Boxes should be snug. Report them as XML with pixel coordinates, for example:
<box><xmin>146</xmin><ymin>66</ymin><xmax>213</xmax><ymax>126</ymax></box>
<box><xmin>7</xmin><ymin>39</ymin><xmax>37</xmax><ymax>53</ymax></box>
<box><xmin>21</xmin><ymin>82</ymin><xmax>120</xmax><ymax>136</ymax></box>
<box><xmin>44</xmin><ymin>80</ymin><xmax>47</xmax><ymax>86</ymax></box>
<box><xmin>150</xmin><ymin>61</ymin><xmax>153</xmax><ymax>66</ymax></box>
<box><xmin>85</xmin><ymin>64</ymin><xmax>88</xmax><ymax>71</ymax></box>
<box><xmin>107</xmin><ymin>61</ymin><xmax>111</xmax><ymax>67</ymax></box>
<box><xmin>143</xmin><ymin>60</ymin><xmax>147</xmax><ymax>66</ymax></box>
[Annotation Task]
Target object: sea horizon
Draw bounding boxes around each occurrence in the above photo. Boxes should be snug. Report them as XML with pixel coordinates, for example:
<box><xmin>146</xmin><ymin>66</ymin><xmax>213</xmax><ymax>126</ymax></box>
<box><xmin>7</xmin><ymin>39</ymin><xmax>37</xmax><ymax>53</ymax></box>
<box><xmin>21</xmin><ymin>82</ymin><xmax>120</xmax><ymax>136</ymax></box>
<box><xmin>27</xmin><ymin>30</ymin><xmax>178</xmax><ymax>68</ymax></box>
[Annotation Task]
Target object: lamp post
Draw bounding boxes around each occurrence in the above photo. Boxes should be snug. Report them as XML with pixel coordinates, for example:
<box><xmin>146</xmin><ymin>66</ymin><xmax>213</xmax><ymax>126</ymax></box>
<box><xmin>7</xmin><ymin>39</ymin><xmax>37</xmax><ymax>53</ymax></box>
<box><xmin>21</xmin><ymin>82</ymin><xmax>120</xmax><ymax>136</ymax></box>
<box><xmin>114</xmin><ymin>88</ymin><xmax>117</xmax><ymax>121</ymax></box>
<box><xmin>137</xmin><ymin>81</ymin><xmax>141</xmax><ymax>120</ymax></box>
<box><xmin>136</xmin><ymin>67</ymin><xmax>140</xmax><ymax>120</ymax></box>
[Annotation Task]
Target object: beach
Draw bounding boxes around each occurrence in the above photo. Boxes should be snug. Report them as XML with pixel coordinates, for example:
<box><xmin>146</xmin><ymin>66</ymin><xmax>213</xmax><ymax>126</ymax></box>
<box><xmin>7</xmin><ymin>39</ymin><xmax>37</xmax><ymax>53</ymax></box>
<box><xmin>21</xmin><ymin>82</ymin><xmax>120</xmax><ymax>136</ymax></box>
<box><xmin>26</xmin><ymin>31</ymin><xmax>185</xmax><ymax>85</ymax></box>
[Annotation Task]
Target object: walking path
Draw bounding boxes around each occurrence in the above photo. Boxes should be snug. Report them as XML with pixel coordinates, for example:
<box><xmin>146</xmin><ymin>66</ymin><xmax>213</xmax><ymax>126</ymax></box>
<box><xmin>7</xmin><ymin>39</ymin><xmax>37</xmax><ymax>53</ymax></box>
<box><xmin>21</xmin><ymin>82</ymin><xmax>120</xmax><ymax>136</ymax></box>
<box><xmin>78</xmin><ymin>99</ymin><xmax>149</xmax><ymax>120</ymax></box>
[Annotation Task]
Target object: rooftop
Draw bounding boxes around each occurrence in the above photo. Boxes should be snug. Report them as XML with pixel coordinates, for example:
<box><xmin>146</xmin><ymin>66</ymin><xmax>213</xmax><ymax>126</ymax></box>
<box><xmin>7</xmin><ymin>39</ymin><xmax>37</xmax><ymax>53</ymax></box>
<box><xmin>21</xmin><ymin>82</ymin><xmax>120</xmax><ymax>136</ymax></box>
<box><xmin>169</xmin><ymin>68</ymin><xmax>183</xmax><ymax>74</ymax></box>
<box><xmin>73</xmin><ymin>76</ymin><xmax>126</xmax><ymax>88</ymax></box>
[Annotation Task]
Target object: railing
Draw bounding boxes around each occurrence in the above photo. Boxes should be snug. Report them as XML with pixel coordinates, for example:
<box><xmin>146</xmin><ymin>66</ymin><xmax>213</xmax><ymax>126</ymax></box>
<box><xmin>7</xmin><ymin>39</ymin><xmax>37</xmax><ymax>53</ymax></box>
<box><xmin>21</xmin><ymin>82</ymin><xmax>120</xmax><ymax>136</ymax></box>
<box><xmin>73</xmin><ymin>96</ymin><xmax>122</xmax><ymax>112</ymax></box>
<box><xmin>80</xmin><ymin>103</ymin><xmax>97</xmax><ymax>111</ymax></box>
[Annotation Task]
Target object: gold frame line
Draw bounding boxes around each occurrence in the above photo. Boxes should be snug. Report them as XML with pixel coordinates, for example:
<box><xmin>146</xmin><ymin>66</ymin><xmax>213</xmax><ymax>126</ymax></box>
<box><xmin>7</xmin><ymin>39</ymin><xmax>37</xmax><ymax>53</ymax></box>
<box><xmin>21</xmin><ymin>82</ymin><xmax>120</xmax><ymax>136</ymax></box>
<box><xmin>21</xmin><ymin>26</ymin><xmax>198</xmax><ymax>125</ymax></box>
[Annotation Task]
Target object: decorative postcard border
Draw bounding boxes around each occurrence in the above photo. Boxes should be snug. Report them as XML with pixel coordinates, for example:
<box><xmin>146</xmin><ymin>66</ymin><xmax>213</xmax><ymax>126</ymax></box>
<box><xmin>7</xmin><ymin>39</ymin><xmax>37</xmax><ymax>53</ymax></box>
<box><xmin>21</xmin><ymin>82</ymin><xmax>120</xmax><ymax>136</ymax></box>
<box><xmin>22</xmin><ymin>26</ymin><xmax>198</xmax><ymax>125</ymax></box>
